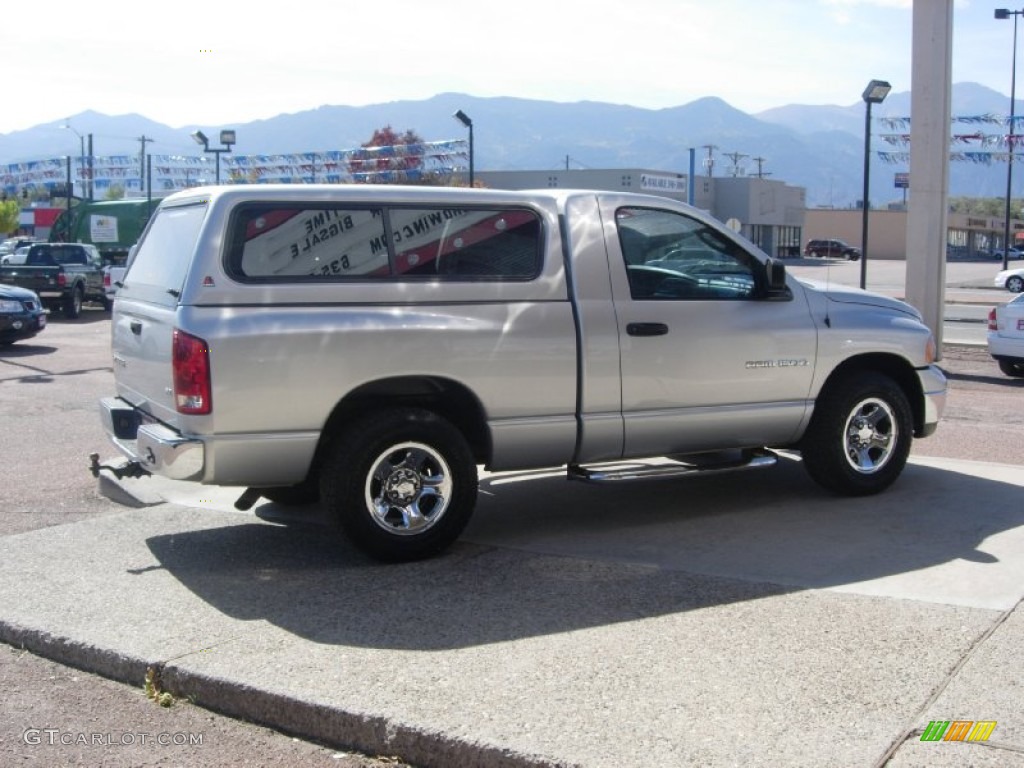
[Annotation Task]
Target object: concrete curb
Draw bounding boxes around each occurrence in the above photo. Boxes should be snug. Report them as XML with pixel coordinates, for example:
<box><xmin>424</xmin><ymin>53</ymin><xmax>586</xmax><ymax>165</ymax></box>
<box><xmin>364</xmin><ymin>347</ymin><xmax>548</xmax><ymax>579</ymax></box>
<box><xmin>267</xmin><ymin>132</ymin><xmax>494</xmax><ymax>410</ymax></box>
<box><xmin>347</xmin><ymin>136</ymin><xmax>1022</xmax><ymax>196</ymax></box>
<box><xmin>0</xmin><ymin>618</ymin><xmax>573</xmax><ymax>768</ymax></box>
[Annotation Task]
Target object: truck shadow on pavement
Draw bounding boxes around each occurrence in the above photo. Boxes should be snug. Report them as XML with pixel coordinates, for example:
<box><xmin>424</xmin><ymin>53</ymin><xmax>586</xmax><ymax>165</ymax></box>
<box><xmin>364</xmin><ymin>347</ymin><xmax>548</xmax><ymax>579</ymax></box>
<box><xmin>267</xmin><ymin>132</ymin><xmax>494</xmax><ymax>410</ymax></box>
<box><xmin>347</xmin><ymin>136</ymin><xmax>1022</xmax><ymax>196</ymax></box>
<box><xmin>144</xmin><ymin>457</ymin><xmax>1024</xmax><ymax>651</ymax></box>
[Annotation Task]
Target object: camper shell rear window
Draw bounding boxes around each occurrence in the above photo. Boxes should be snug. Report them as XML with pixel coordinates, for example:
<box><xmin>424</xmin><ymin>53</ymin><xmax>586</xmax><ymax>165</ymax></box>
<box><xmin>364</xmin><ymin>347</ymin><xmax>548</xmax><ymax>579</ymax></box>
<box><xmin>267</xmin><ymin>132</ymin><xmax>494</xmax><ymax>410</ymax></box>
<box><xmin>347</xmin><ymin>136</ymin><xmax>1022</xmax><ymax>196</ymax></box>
<box><xmin>225</xmin><ymin>203</ymin><xmax>542</xmax><ymax>281</ymax></box>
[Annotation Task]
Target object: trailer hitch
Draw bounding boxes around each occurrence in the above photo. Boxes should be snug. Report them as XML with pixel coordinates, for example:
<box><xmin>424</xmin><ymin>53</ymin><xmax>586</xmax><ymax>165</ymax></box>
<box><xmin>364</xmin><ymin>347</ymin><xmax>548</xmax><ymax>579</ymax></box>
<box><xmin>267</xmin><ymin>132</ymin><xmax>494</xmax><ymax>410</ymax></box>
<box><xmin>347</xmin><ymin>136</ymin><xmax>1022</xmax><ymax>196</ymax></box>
<box><xmin>88</xmin><ymin>453</ymin><xmax>151</xmax><ymax>480</ymax></box>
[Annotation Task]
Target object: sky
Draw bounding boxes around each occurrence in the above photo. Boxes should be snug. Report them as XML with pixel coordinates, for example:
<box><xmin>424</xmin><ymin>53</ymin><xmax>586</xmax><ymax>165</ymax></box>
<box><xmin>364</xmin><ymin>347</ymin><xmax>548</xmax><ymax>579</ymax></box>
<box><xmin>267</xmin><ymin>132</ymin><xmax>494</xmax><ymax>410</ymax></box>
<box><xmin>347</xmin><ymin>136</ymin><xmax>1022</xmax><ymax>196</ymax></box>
<box><xmin>0</xmin><ymin>0</ymin><xmax>1011</xmax><ymax>135</ymax></box>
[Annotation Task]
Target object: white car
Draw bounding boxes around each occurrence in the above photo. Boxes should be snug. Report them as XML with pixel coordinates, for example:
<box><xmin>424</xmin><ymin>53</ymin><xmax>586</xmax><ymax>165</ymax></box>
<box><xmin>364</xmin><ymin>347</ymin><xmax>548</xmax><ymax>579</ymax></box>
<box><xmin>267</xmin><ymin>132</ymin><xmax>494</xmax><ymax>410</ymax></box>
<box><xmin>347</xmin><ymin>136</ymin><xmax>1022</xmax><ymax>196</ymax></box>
<box><xmin>0</xmin><ymin>246</ymin><xmax>31</xmax><ymax>266</ymax></box>
<box><xmin>988</xmin><ymin>293</ymin><xmax>1024</xmax><ymax>377</ymax></box>
<box><xmin>995</xmin><ymin>267</ymin><xmax>1024</xmax><ymax>293</ymax></box>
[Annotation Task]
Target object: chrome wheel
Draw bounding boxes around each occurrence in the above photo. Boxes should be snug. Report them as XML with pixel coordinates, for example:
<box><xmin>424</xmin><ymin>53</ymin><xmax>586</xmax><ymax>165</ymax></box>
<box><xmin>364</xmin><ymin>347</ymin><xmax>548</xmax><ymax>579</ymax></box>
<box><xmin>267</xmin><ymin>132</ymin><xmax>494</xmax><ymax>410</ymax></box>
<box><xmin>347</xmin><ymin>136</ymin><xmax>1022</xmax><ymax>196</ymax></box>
<box><xmin>321</xmin><ymin>408</ymin><xmax>478</xmax><ymax>561</ymax></box>
<box><xmin>843</xmin><ymin>397</ymin><xmax>897</xmax><ymax>474</ymax></box>
<box><xmin>365</xmin><ymin>441</ymin><xmax>453</xmax><ymax>535</ymax></box>
<box><xmin>801</xmin><ymin>372</ymin><xmax>912</xmax><ymax>496</ymax></box>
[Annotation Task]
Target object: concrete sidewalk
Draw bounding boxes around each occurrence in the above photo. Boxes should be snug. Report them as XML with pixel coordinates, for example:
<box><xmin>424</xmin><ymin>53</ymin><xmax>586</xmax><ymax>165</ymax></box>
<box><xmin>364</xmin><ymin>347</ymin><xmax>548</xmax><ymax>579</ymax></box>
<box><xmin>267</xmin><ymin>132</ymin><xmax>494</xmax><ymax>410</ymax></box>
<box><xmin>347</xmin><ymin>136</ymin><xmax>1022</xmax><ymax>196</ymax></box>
<box><xmin>1</xmin><ymin>455</ymin><xmax>1022</xmax><ymax>767</ymax></box>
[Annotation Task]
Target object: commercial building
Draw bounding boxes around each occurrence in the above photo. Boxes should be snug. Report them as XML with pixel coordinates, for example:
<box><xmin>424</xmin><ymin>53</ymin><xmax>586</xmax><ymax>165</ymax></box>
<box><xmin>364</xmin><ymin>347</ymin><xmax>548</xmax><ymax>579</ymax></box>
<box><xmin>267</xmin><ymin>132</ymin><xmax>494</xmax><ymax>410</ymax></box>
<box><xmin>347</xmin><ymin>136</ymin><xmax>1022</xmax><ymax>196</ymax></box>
<box><xmin>805</xmin><ymin>207</ymin><xmax>1024</xmax><ymax>260</ymax></box>
<box><xmin>477</xmin><ymin>169</ymin><xmax>806</xmax><ymax>259</ymax></box>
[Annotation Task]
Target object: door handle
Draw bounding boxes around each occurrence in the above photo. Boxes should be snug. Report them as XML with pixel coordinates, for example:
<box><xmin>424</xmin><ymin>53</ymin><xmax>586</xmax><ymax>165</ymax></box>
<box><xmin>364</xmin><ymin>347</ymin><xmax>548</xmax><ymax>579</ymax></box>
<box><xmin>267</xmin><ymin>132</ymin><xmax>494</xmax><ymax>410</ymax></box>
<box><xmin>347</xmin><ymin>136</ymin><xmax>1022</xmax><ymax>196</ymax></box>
<box><xmin>130</xmin><ymin>320</ymin><xmax>142</xmax><ymax>335</ymax></box>
<box><xmin>627</xmin><ymin>322</ymin><xmax>669</xmax><ymax>337</ymax></box>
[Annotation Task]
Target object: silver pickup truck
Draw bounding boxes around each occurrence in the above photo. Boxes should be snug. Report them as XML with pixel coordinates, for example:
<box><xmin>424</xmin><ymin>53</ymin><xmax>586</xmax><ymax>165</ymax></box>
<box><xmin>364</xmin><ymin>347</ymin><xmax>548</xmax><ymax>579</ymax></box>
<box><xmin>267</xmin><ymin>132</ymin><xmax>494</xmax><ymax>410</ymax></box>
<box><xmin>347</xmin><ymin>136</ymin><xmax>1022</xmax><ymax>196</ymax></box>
<box><xmin>97</xmin><ymin>185</ymin><xmax>946</xmax><ymax>561</ymax></box>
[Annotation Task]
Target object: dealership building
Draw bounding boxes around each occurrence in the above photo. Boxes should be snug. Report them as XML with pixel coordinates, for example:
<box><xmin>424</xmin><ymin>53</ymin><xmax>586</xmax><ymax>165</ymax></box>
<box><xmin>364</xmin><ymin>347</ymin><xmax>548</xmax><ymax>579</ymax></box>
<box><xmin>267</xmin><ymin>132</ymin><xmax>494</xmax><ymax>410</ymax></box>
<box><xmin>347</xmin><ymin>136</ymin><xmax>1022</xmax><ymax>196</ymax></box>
<box><xmin>479</xmin><ymin>167</ymin><xmax>1024</xmax><ymax>261</ymax></box>
<box><xmin>478</xmin><ymin>169</ymin><xmax>807</xmax><ymax>259</ymax></box>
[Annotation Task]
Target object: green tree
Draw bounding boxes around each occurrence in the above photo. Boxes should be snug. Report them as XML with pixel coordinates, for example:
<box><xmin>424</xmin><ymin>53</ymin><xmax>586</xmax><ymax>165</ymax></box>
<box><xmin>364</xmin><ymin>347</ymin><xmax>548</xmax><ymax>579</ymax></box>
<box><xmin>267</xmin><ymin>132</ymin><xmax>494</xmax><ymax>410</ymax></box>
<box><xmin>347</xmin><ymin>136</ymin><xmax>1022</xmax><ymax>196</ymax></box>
<box><xmin>104</xmin><ymin>184</ymin><xmax>125</xmax><ymax>201</ymax></box>
<box><xmin>949</xmin><ymin>197</ymin><xmax>1024</xmax><ymax>217</ymax></box>
<box><xmin>0</xmin><ymin>199</ymin><xmax>20</xmax><ymax>236</ymax></box>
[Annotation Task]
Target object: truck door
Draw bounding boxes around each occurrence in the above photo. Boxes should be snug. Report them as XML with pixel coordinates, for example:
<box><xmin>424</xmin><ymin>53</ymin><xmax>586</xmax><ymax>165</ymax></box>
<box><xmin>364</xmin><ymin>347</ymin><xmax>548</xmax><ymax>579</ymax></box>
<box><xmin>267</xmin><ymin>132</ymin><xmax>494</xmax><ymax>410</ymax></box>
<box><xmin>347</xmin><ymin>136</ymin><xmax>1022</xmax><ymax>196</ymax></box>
<box><xmin>602</xmin><ymin>202</ymin><xmax>818</xmax><ymax>458</ymax></box>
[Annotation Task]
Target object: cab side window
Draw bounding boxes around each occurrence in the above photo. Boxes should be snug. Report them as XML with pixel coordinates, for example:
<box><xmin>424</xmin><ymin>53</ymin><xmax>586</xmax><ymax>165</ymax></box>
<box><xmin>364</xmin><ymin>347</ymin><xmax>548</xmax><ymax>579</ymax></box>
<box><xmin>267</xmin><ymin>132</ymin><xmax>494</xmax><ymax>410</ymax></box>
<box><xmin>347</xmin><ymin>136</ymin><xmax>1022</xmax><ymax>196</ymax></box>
<box><xmin>615</xmin><ymin>207</ymin><xmax>757</xmax><ymax>300</ymax></box>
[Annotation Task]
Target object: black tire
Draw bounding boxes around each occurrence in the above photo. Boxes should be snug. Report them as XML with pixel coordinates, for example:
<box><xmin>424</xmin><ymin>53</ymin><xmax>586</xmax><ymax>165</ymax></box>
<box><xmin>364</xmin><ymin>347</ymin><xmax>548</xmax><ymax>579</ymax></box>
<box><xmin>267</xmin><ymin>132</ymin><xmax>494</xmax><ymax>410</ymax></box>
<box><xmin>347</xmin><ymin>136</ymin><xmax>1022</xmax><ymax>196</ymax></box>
<box><xmin>1006</xmin><ymin>275</ymin><xmax>1024</xmax><ymax>293</ymax></box>
<box><xmin>801</xmin><ymin>372</ymin><xmax>913</xmax><ymax>496</ymax></box>
<box><xmin>320</xmin><ymin>408</ymin><xmax>477</xmax><ymax>562</ymax></box>
<box><xmin>99</xmin><ymin>295</ymin><xmax>113</xmax><ymax>311</ymax></box>
<box><xmin>998</xmin><ymin>359</ymin><xmax>1024</xmax><ymax>378</ymax></box>
<box><xmin>260</xmin><ymin>479</ymin><xmax>319</xmax><ymax>506</ymax></box>
<box><xmin>63</xmin><ymin>286</ymin><xmax>83</xmax><ymax>319</ymax></box>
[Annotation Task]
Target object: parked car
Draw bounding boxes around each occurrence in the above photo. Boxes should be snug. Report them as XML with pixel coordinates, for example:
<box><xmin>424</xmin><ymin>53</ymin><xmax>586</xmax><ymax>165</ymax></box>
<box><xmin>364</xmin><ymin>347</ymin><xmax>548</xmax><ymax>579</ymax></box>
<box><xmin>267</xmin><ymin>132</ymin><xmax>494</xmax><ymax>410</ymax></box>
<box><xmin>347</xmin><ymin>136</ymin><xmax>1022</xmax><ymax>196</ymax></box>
<box><xmin>990</xmin><ymin>246</ymin><xmax>1024</xmax><ymax>261</ymax></box>
<box><xmin>803</xmin><ymin>239</ymin><xmax>861</xmax><ymax>261</ymax></box>
<box><xmin>97</xmin><ymin>185</ymin><xmax>945</xmax><ymax>562</ymax></box>
<box><xmin>0</xmin><ymin>237</ymin><xmax>39</xmax><ymax>257</ymax></box>
<box><xmin>995</xmin><ymin>266</ymin><xmax>1024</xmax><ymax>293</ymax></box>
<box><xmin>987</xmin><ymin>294</ymin><xmax>1024</xmax><ymax>377</ymax></box>
<box><xmin>0</xmin><ymin>283</ymin><xmax>46</xmax><ymax>347</ymax></box>
<box><xmin>1</xmin><ymin>247</ymin><xmax>31</xmax><ymax>266</ymax></box>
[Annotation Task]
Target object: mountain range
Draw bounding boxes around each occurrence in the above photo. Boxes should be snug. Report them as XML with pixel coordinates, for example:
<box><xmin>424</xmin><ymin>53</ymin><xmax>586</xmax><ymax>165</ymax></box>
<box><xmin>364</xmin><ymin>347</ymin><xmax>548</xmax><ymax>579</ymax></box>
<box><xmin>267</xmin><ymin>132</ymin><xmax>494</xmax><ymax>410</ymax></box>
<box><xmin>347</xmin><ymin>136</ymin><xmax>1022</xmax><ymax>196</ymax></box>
<box><xmin>1</xmin><ymin>83</ymin><xmax>1018</xmax><ymax>208</ymax></box>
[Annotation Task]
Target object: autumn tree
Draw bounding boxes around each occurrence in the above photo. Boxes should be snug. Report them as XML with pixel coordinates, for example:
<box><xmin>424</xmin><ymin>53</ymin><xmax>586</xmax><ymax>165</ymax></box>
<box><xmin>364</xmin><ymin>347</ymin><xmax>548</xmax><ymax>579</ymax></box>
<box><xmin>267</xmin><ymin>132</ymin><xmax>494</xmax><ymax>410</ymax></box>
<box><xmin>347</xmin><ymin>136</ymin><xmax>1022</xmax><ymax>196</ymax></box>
<box><xmin>347</xmin><ymin>125</ymin><xmax>425</xmax><ymax>177</ymax></box>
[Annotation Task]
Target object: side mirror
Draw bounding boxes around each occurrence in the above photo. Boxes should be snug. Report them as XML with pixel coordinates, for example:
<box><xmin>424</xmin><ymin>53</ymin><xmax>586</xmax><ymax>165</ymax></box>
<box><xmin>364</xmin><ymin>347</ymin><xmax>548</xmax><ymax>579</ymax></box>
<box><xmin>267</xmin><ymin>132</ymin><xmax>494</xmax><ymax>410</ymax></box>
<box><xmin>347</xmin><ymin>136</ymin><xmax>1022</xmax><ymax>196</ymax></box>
<box><xmin>764</xmin><ymin>259</ymin><xmax>791</xmax><ymax>300</ymax></box>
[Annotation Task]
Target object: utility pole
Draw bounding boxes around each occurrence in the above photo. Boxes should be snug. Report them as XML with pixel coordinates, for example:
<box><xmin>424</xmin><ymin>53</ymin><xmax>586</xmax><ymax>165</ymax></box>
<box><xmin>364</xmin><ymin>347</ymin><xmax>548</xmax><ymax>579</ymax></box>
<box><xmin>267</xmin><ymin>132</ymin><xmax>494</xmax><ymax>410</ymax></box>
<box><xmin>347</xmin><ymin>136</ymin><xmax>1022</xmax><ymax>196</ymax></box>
<box><xmin>724</xmin><ymin>151</ymin><xmax>748</xmax><ymax>177</ymax></box>
<box><xmin>138</xmin><ymin>135</ymin><xmax>154</xmax><ymax>197</ymax></box>
<box><xmin>87</xmin><ymin>134</ymin><xmax>94</xmax><ymax>200</ymax></box>
<box><xmin>702</xmin><ymin>144</ymin><xmax>718</xmax><ymax>177</ymax></box>
<box><xmin>752</xmin><ymin>157</ymin><xmax>771</xmax><ymax>179</ymax></box>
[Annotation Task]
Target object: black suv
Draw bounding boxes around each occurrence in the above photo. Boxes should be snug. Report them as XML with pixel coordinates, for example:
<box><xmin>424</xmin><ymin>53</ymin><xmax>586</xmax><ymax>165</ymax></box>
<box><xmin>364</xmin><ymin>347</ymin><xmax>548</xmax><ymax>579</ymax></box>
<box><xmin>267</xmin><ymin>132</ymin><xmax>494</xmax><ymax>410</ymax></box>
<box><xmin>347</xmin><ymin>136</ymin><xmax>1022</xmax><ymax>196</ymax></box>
<box><xmin>803</xmin><ymin>239</ymin><xmax>861</xmax><ymax>261</ymax></box>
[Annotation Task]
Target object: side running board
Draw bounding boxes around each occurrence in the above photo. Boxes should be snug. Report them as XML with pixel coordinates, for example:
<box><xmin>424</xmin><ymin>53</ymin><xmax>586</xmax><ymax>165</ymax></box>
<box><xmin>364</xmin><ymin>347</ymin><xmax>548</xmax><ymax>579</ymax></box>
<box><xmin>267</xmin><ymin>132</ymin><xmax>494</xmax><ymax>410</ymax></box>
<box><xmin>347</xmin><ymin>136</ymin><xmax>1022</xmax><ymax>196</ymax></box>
<box><xmin>568</xmin><ymin>448</ymin><xmax>778</xmax><ymax>483</ymax></box>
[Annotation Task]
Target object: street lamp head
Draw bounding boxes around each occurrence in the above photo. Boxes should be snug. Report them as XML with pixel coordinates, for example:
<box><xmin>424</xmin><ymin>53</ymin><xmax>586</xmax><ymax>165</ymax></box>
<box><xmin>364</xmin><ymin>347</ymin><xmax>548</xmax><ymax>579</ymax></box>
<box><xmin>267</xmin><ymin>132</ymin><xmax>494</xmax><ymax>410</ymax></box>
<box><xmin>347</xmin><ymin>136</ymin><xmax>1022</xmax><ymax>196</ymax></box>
<box><xmin>996</xmin><ymin>8</ymin><xmax>1012</xmax><ymax>19</ymax></box>
<box><xmin>191</xmin><ymin>130</ymin><xmax>209</xmax><ymax>148</ymax></box>
<box><xmin>453</xmin><ymin>110</ymin><xmax>473</xmax><ymax>128</ymax></box>
<box><xmin>219</xmin><ymin>129</ymin><xmax>236</xmax><ymax>147</ymax></box>
<box><xmin>862</xmin><ymin>79</ymin><xmax>892</xmax><ymax>104</ymax></box>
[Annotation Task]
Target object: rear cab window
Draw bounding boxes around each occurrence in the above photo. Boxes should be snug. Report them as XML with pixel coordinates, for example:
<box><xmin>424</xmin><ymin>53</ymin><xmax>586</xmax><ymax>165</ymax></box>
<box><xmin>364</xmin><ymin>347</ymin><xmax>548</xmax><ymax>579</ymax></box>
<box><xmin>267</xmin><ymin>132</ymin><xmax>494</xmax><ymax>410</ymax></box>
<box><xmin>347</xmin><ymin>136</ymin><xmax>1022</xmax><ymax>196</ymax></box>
<box><xmin>225</xmin><ymin>203</ymin><xmax>542</xmax><ymax>281</ymax></box>
<box><xmin>122</xmin><ymin>203</ymin><xmax>208</xmax><ymax>307</ymax></box>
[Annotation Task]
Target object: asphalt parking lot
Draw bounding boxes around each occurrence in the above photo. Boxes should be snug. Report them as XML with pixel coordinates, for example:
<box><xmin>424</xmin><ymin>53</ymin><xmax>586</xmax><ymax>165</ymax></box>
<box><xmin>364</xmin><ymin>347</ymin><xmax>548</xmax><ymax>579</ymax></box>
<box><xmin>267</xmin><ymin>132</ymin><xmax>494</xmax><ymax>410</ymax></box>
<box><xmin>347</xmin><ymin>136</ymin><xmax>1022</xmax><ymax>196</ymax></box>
<box><xmin>1</xmin><ymin>263</ymin><xmax>1022</xmax><ymax>767</ymax></box>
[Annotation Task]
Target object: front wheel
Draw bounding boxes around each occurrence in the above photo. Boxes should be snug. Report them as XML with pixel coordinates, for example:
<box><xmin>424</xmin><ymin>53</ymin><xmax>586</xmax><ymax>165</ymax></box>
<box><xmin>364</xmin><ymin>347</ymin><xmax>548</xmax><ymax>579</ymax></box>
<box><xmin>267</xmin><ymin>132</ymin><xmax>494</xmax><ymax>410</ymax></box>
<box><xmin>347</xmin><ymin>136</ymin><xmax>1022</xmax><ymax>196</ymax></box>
<box><xmin>1006</xmin><ymin>275</ymin><xmax>1024</xmax><ymax>293</ymax></box>
<box><xmin>320</xmin><ymin>408</ymin><xmax>477</xmax><ymax>562</ymax></box>
<box><xmin>801</xmin><ymin>372</ymin><xmax>913</xmax><ymax>496</ymax></box>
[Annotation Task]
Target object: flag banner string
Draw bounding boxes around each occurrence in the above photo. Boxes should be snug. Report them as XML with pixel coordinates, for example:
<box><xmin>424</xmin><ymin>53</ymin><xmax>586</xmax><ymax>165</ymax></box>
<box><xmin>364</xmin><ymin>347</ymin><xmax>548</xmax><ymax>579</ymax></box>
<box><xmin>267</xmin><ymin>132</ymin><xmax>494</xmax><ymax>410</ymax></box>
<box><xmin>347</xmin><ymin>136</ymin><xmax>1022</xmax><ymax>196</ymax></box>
<box><xmin>2</xmin><ymin>140</ymin><xmax>469</xmax><ymax>193</ymax></box>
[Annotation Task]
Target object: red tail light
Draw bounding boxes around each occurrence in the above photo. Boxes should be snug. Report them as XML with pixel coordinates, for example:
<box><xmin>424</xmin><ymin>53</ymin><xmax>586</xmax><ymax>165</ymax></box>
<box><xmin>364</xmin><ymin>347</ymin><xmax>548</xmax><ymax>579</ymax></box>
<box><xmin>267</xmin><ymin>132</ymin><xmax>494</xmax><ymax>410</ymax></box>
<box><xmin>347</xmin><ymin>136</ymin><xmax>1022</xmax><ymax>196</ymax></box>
<box><xmin>57</xmin><ymin>272</ymin><xmax>67</xmax><ymax>287</ymax></box>
<box><xmin>988</xmin><ymin>308</ymin><xmax>998</xmax><ymax>331</ymax></box>
<box><xmin>103</xmin><ymin>272</ymin><xmax>111</xmax><ymax>288</ymax></box>
<box><xmin>172</xmin><ymin>329</ymin><xmax>211</xmax><ymax>415</ymax></box>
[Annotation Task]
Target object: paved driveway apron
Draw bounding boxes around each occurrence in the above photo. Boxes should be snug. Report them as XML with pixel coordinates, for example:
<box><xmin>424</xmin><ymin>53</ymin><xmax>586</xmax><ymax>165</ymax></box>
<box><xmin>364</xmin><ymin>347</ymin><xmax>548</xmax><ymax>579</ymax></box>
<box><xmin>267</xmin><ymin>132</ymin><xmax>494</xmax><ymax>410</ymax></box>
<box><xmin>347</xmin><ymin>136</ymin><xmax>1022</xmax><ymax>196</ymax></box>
<box><xmin>0</xmin><ymin>451</ymin><xmax>1022</xmax><ymax>767</ymax></box>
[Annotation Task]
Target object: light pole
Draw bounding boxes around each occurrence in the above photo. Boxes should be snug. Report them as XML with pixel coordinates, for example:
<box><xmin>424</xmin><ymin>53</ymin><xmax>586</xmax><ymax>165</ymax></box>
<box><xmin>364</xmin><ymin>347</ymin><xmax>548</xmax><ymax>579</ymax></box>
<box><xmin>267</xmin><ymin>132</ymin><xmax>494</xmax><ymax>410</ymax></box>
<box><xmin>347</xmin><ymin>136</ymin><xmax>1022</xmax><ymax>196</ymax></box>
<box><xmin>860</xmin><ymin>79</ymin><xmax>891</xmax><ymax>290</ymax></box>
<box><xmin>996</xmin><ymin>8</ymin><xmax>1022</xmax><ymax>272</ymax></box>
<box><xmin>453</xmin><ymin>109</ymin><xmax>474</xmax><ymax>187</ymax></box>
<box><xmin>61</xmin><ymin>120</ymin><xmax>85</xmax><ymax>199</ymax></box>
<box><xmin>191</xmin><ymin>129</ymin><xmax>236</xmax><ymax>184</ymax></box>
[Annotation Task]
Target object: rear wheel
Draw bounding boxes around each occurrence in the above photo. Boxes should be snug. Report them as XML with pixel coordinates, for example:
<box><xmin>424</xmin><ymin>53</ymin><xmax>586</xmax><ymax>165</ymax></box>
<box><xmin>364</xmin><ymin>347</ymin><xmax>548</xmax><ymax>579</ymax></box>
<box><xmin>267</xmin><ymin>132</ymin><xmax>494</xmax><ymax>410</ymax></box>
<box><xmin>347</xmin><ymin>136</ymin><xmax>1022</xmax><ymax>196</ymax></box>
<box><xmin>1006</xmin><ymin>275</ymin><xmax>1024</xmax><ymax>293</ymax></box>
<box><xmin>801</xmin><ymin>372</ymin><xmax>913</xmax><ymax>496</ymax></box>
<box><xmin>320</xmin><ymin>408</ymin><xmax>477</xmax><ymax>562</ymax></box>
<box><xmin>63</xmin><ymin>286</ymin><xmax>83</xmax><ymax>319</ymax></box>
<box><xmin>998</xmin><ymin>359</ymin><xmax>1024</xmax><ymax>377</ymax></box>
